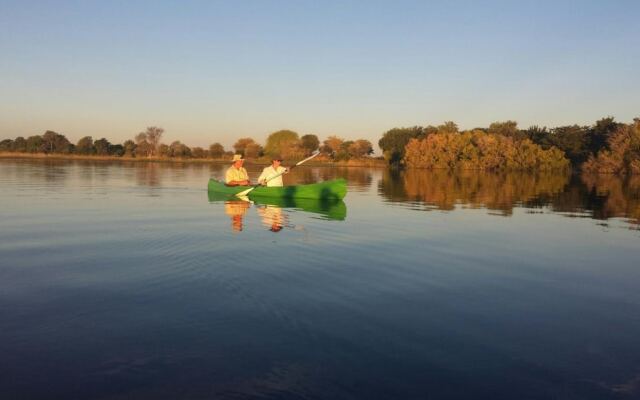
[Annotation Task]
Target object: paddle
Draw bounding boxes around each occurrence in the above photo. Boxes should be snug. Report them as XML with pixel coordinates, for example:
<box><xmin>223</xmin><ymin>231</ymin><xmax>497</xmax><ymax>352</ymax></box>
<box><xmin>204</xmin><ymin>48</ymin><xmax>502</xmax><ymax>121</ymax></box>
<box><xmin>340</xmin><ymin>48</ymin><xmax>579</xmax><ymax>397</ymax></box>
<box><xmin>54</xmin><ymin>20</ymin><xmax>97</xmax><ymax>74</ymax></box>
<box><xmin>236</xmin><ymin>150</ymin><xmax>320</xmax><ymax>197</ymax></box>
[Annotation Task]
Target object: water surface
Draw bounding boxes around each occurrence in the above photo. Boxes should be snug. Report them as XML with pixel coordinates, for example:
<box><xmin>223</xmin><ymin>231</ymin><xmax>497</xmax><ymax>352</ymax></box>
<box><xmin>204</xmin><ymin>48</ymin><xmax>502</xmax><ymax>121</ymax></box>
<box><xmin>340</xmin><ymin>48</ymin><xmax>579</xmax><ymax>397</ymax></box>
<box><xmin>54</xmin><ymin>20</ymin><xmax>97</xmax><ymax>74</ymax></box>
<box><xmin>1</xmin><ymin>159</ymin><xmax>639</xmax><ymax>399</ymax></box>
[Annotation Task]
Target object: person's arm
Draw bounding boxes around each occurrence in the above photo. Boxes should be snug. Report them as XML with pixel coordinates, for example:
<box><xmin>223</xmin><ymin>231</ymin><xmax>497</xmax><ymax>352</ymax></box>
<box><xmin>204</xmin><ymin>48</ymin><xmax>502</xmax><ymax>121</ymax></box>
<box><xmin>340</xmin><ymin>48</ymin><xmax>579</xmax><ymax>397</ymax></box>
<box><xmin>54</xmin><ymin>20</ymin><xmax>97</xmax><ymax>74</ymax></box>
<box><xmin>257</xmin><ymin>168</ymin><xmax>268</xmax><ymax>185</ymax></box>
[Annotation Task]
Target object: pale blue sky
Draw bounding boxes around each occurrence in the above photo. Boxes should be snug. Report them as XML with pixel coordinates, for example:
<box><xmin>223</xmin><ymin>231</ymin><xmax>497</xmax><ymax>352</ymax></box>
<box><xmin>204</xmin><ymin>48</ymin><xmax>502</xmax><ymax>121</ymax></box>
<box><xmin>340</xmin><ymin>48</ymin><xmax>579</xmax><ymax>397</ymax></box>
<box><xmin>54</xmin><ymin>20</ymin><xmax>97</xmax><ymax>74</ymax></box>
<box><xmin>1</xmin><ymin>0</ymin><xmax>639</xmax><ymax>149</ymax></box>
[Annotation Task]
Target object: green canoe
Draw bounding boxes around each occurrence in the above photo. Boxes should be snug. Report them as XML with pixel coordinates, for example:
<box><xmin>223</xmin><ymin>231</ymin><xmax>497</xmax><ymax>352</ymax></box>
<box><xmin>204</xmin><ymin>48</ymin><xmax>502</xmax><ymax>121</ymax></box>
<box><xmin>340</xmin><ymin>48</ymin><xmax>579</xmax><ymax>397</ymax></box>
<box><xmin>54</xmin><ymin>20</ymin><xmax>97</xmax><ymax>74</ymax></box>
<box><xmin>208</xmin><ymin>191</ymin><xmax>347</xmax><ymax>221</ymax></box>
<box><xmin>207</xmin><ymin>178</ymin><xmax>347</xmax><ymax>200</ymax></box>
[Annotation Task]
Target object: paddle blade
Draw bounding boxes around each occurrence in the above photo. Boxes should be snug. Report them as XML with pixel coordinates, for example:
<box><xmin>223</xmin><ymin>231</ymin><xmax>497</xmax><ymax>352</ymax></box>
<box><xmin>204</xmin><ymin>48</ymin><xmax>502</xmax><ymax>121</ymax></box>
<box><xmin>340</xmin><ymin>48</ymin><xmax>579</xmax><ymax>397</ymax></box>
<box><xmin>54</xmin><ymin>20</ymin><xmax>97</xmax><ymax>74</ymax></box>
<box><xmin>236</xmin><ymin>187</ymin><xmax>254</xmax><ymax>197</ymax></box>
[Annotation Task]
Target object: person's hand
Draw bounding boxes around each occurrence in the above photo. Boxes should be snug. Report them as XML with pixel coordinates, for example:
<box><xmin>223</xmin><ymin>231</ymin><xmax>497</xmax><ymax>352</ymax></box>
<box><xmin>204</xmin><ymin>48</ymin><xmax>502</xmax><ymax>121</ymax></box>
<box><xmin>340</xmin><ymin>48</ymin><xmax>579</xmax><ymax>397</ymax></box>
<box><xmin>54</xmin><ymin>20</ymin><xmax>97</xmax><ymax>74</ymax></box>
<box><xmin>260</xmin><ymin>179</ymin><xmax>267</xmax><ymax>186</ymax></box>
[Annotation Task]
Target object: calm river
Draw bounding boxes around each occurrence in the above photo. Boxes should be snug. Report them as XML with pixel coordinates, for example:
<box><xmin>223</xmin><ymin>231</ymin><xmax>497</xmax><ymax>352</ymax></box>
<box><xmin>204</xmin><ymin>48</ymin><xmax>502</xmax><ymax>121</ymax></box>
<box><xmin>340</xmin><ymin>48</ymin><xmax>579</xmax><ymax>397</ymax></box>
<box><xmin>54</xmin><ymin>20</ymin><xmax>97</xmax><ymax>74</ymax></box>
<box><xmin>1</xmin><ymin>159</ymin><xmax>639</xmax><ymax>400</ymax></box>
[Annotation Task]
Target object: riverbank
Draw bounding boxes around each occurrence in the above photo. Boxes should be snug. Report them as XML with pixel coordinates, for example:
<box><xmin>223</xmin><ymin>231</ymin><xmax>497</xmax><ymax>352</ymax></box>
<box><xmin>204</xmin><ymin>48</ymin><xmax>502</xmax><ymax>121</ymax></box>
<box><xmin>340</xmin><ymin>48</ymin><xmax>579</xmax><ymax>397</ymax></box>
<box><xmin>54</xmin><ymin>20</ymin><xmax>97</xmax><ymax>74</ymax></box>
<box><xmin>0</xmin><ymin>152</ymin><xmax>388</xmax><ymax>168</ymax></box>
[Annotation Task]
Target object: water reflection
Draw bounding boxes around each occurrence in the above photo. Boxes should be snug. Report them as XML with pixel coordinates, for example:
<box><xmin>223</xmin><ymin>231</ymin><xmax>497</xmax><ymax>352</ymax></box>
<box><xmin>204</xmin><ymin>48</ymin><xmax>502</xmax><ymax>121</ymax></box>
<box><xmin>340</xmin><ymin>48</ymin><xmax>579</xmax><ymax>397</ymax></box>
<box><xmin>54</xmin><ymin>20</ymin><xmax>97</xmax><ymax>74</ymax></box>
<box><xmin>580</xmin><ymin>174</ymin><xmax>640</xmax><ymax>223</ymax></box>
<box><xmin>379</xmin><ymin>169</ymin><xmax>640</xmax><ymax>225</ymax></box>
<box><xmin>211</xmin><ymin>192</ymin><xmax>347</xmax><ymax>233</ymax></box>
<box><xmin>379</xmin><ymin>169</ymin><xmax>570</xmax><ymax>215</ymax></box>
<box><xmin>256</xmin><ymin>204</ymin><xmax>287</xmax><ymax>232</ymax></box>
<box><xmin>224</xmin><ymin>200</ymin><xmax>251</xmax><ymax>232</ymax></box>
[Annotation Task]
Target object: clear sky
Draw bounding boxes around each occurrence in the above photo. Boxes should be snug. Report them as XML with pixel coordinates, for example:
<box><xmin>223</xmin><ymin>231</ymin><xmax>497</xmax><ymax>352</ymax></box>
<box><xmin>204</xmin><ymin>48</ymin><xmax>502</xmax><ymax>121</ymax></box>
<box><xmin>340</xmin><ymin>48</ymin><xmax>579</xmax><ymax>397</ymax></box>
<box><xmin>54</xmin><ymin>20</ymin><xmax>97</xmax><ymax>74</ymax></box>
<box><xmin>1</xmin><ymin>0</ymin><xmax>639</xmax><ymax>149</ymax></box>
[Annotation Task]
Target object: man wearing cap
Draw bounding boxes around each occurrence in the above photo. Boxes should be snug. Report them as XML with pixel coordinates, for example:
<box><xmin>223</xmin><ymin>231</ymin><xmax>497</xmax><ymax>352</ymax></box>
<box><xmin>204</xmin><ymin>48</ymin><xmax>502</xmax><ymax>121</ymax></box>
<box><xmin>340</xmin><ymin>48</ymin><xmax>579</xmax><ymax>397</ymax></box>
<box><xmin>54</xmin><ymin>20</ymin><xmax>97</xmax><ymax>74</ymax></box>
<box><xmin>258</xmin><ymin>155</ymin><xmax>289</xmax><ymax>187</ymax></box>
<box><xmin>225</xmin><ymin>154</ymin><xmax>250</xmax><ymax>186</ymax></box>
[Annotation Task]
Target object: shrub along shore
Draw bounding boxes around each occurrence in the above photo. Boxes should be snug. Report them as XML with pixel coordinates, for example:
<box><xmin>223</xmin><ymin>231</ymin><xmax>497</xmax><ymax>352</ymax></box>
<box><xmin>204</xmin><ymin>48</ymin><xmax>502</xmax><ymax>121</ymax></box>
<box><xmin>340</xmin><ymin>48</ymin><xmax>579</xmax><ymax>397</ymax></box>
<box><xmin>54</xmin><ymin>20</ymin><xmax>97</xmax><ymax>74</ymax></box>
<box><xmin>1</xmin><ymin>117</ymin><xmax>638</xmax><ymax>173</ymax></box>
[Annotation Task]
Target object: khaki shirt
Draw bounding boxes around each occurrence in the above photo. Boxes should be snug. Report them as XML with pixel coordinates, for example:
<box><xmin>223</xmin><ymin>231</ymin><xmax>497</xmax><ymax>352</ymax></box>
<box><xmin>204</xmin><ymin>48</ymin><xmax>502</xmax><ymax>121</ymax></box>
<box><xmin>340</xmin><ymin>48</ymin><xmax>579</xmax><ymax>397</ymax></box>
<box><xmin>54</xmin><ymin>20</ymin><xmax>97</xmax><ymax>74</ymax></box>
<box><xmin>225</xmin><ymin>166</ymin><xmax>249</xmax><ymax>184</ymax></box>
<box><xmin>257</xmin><ymin>166</ymin><xmax>287</xmax><ymax>187</ymax></box>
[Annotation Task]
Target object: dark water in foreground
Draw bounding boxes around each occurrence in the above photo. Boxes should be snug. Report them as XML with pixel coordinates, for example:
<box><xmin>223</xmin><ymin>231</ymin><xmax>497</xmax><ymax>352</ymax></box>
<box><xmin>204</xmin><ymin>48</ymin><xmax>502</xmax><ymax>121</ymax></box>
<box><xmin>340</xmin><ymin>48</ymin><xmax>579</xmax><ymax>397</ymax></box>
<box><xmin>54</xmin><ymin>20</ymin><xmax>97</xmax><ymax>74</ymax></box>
<box><xmin>1</xmin><ymin>159</ymin><xmax>639</xmax><ymax>400</ymax></box>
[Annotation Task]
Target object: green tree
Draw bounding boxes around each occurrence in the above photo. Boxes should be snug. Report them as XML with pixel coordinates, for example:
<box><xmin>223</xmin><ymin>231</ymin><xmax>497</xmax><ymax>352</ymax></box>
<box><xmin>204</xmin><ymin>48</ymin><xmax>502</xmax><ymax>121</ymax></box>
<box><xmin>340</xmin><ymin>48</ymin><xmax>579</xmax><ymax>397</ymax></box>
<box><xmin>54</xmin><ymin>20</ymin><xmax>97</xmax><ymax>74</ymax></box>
<box><xmin>0</xmin><ymin>139</ymin><xmax>13</xmax><ymax>151</ymax></box>
<box><xmin>437</xmin><ymin>121</ymin><xmax>459</xmax><ymax>135</ymax></box>
<box><xmin>589</xmin><ymin>116</ymin><xmax>621</xmax><ymax>155</ymax></box>
<box><xmin>191</xmin><ymin>147</ymin><xmax>205</xmax><ymax>158</ymax></box>
<box><xmin>123</xmin><ymin>140</ymin><xmax>136</xmax><ymax>157</ymax></box>
<box><xmin>300</xmin><ymin>134</ymin><xmax>320</xmax><ymax>155</ymax></box>
<box><xmin>524</xmin><ymin>126</ymin><xmax>551</xmax><ymax>148</ymax></box>
<box><xmin>169</xmin><ymin>141</ymin><xmax>191</xmax><ymax>158</ymax></box>
<box><xmin>25</xmin><ymin>135</ymin><xmax>43</xmax><ymax>153</ymax></box>
<box><xmin>76</xmin><ymin>136</ymin><xmax>95</xmax><ymax>155</ymax></box>
<box><xmin>158</xmin><ymin>143</ymin><xmax>170</xmax><ymax>157</ymax></box>
<box><xmin>209</xmin><ymin>142</ymin><xmax>225</xmax><ymax>158</ymax></box>
<box><xmin>378</xmin><ymin>126</ymin><xmax>426</xmax><ymax>164</ymax></box>
<box><xmin>264</xmin><ymin>130</ymin><xmax>299</xmax><ymax>157</ymax></box>
<box><xmin>109</xmin><ymin>144</ymin><xmax>124</xmax><ymax>157</ymax></box>
<box><xmin>335</xmin><ymin>140</ymin><xmax>354</xmax><ymax>161</ymax></box>
<box><xmin>94</xmin><ymin>138</ymin><xmax>111</xmax><ymax>155</ymax></box>
<box><xmin>13</xmin><ymin>137</ymin><xmax>27</xmax><ymax>152</ymax></box>
<box><xmin>42</xmin><ymin>130</ymin><xmax>71</xmax><ymax>154</ymax></box>
<box><xmin>488</xmin><ymin>121</ymin><xmax>524</xmax><ymax>140</ymax></box>
<box><xmin>549</xmin><ymin>125</ymin><xmax>591</xmax><ymax>164</ymax></box>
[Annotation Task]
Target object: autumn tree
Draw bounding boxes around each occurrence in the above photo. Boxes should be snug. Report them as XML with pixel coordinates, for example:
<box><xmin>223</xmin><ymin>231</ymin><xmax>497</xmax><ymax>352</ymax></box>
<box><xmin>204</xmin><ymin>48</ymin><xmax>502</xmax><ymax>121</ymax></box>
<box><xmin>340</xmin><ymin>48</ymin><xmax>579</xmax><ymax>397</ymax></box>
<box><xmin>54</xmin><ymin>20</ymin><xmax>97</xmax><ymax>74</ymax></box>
<box><xmin>349</xmin><ymin>139</ymin><xmax>374</xmax><ymax>158</ymax></box>
<box><xmin>321</xmin><ymin>135</ymin><xmax>344</xmax><ymax>158</ymax></box>
<box><xmin>233</xmin><ymin>137</ymin><xmax>257</xmax><ymax>157</ymax></box>
<box><xmin>583</xmin><ymin>119</ymin><xmax>640</xmax><ymax>174</ymax></box>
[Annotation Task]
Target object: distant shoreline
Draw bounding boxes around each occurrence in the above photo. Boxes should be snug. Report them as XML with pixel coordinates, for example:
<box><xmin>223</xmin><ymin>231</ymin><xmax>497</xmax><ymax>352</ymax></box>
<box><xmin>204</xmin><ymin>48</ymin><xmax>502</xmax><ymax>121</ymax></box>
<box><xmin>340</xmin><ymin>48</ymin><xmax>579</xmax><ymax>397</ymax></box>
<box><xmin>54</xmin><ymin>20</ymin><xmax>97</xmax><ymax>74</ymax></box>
<box><xmin>0</xmin><ymin>152</ymin><xmax>388</xmax><ymax>168</ymax></box>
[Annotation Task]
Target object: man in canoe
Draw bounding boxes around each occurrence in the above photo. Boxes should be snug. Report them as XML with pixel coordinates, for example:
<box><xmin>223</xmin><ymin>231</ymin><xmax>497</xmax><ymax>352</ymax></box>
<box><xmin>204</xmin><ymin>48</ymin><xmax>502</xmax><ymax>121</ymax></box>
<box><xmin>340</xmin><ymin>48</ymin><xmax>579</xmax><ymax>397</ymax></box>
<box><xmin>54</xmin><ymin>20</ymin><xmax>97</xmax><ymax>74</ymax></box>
<box><xmin>258</xmin><ymin>154</ymin><xmax>289</xmax><ymax>187</ymax></box>
<box><xmin>225</xmin><ymin>154</ymin><xmax>250</xmax><ymax>186</ymax></box>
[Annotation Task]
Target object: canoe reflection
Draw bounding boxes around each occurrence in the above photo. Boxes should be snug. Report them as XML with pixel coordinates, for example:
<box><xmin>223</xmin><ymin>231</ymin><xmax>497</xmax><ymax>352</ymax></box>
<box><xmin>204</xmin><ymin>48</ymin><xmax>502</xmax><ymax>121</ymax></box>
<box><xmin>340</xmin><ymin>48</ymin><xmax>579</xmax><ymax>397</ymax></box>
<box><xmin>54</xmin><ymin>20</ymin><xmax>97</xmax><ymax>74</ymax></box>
<box><xmin>210</xmin><ymin>192</ymin><xmax>347</xmax><ymax>232</ymax></box>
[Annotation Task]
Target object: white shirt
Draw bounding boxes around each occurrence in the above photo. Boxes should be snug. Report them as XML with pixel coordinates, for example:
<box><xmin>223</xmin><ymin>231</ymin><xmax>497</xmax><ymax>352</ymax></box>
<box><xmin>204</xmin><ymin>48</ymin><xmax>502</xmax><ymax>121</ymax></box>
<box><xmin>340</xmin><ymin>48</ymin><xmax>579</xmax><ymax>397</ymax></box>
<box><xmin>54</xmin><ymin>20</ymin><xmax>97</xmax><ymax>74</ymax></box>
<box><xmin>257</xmin><ymin>165</ymin><xmax>287</xmax><ymax>187</ymax></box>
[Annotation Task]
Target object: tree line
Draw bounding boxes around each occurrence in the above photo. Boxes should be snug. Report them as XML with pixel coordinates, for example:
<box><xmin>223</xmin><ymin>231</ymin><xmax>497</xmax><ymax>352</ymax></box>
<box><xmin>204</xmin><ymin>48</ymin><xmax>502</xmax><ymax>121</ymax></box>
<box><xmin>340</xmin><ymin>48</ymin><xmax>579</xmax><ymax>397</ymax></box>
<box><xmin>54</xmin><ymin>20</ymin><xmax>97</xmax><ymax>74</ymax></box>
<box><xmin>0</xmin><ymin>127</ymin><xmax>374</xmax><ymax>162</ymax></box>
<box><xmin>2</xmin><ymin>117</ymin><xmax>638</xmax><ymax>173</ymax></box>
<box><xmin>378</xmin><ymin>117</ymin><xmax>640</xmax><ymax>173</ymax></box>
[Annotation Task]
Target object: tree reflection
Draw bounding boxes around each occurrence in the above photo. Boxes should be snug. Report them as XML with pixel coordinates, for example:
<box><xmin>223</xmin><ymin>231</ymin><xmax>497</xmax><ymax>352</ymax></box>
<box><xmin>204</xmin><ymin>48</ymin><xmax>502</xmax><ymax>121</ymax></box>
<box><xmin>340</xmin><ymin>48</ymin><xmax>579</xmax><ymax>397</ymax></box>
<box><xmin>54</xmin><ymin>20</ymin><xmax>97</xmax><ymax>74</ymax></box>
<box><xmin>580</xmin><ymin>174</ymin><xmax>640</xmax><ymax>223</ymax></box>
<box><xmin>379</xmin><ymin>169</ymin><xmax>639</xmax><ymax>224</ymax></box>
<box><xmin>380</xmin><ymin>169</ymin><xmax>570</xmax><ymax>215</ymax></box>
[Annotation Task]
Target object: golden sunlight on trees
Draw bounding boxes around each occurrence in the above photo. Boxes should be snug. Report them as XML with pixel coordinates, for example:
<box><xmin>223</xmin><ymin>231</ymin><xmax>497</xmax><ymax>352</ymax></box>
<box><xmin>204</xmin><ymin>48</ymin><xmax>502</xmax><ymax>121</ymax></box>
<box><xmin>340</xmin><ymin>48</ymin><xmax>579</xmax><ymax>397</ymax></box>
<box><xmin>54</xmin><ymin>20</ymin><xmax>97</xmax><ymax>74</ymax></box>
<box><xmin>403</xmin><ymin>130</ymin><xmax>569</xmax><ymax>171</ymax></box>
<box><xmin>321</xmin><ymin>135</ymin><xmax>344</xmax><ymax>158</ymax></box>
<box><xmin>583</xmin><ymin>119</ymin><xmax>640</xmax><ymax>174</ymax></box>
